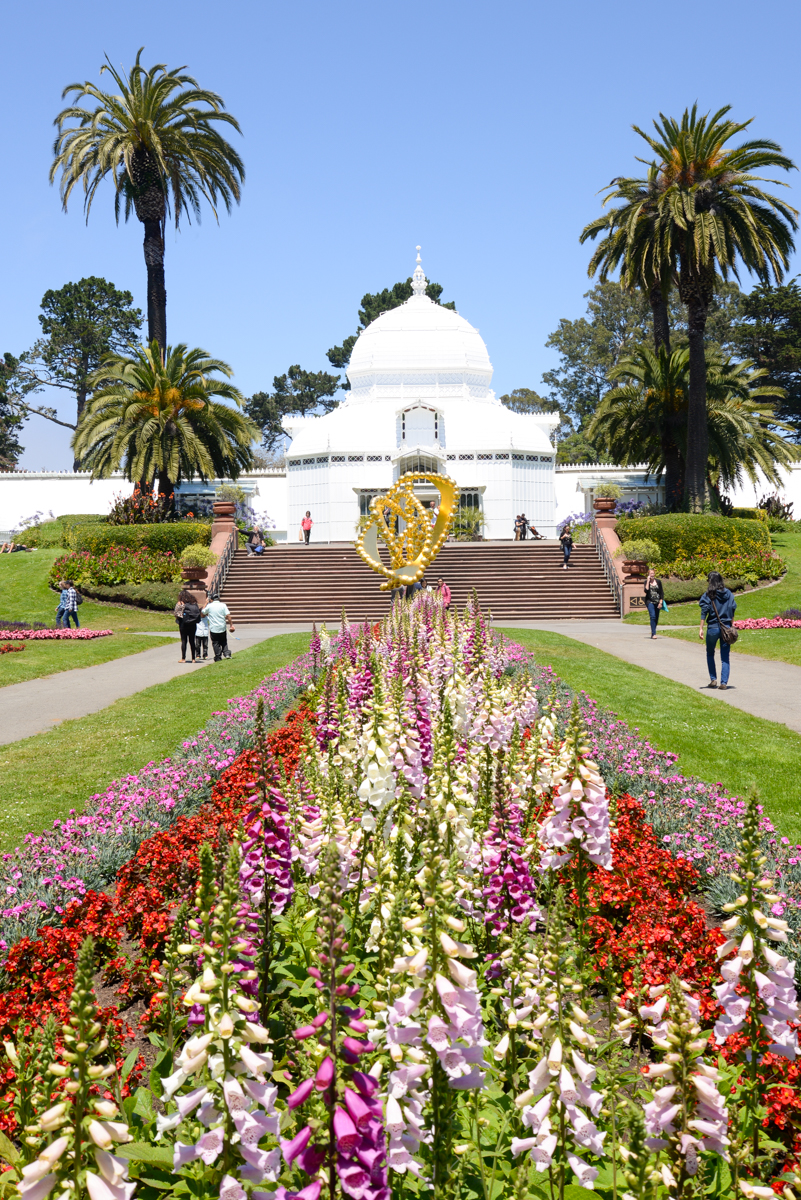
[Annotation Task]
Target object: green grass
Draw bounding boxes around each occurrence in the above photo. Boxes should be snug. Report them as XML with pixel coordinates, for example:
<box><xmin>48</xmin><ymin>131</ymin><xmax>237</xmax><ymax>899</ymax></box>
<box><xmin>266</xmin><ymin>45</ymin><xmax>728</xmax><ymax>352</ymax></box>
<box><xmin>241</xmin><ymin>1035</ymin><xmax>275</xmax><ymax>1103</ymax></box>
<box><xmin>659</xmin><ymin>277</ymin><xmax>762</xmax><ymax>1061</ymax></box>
<box><xmin>624</xmin><ymin>523</ymin><xmax>801</xmax><ymax>635</ymax></box>
<box><xmin>0</xmin><ymin>549</ymin><xmax>177</xmax><ymax>632</ymax></box>
<box><xmin>660</xmin><ymin>625</ymin><xmax>801</xmax><ymax>666</ymax></box>
<box><xmin>0</xmin><ymin>631</ymin><xmax>310</xmax><ymax>854</ymax></box>
<box><xmin>0</xmin><ymin>633</ymin><xmax>174</xmax><ymax>686</ymax></box>
<box><xmin>498</xmin><ymin>627</ymin><xmax>801</xmax><ymax>840</ymax></box>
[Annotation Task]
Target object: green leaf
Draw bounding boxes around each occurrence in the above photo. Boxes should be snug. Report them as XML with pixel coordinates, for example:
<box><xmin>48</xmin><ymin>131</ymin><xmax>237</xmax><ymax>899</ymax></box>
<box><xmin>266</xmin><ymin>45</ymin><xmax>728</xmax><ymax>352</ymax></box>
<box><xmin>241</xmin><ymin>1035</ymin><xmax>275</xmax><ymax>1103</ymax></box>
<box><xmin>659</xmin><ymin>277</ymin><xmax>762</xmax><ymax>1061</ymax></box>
<box><xmin>564</xmin><ymin>1187</ymin><xmax>602</xmax><ymax>1200</ymax></box>
<box><xmin>133</xmin><ymin>1087</ymin><xmax>155</xmax><ymax>1122</ymax></box>
<box><xmin>0</xmin><ymin>1131</ymin><xmax>19</xmax><ymax>1165</ymax></box>
<box><xmin>134</xmin><ymin>1175</ymin><xmax>174</xmax><ymax>1191</ymax></box>
<box><xmin>121</xmin><ymin>1047</ymin><xmax>140</xmax><ymax>1084</ymax></box>
<box><xmin>116</xmin><ymin>1144</ymin><xmax>174</xmax><ymax>1168</ymax></box>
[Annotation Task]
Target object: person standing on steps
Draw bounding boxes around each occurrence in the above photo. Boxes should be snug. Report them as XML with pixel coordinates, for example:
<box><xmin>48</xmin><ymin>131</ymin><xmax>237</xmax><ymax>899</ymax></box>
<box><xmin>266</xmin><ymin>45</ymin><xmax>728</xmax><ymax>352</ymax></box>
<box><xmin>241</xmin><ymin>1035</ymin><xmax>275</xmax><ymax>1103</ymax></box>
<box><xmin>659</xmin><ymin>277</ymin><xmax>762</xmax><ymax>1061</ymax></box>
<box><xmin>519</xmin><ymin>513</ymin><xmax>529</xmax><ymax>541</ymax></box>
<box><xmin>559</xmin><ymin>524</ymin><xmax>573</xmax><ymax>569</ymax></box>
<box><xmin>203</xmin><ymin>592</ymin><xmax>236</xmax><ymax>661</ymax></box>
<box><xmin>699</xmin><ymin>571</ymin><xmax>737</xmax><ymax>690</ymax></box>
<box><xmin>301</xmin><ymin>511</ymin><xmax>313</xmax><ymax>544</ymax></box>
<box><xmin>643</xmin><ymin>568</ymin><xmax>665</xmax><ymax>639</ymax></box>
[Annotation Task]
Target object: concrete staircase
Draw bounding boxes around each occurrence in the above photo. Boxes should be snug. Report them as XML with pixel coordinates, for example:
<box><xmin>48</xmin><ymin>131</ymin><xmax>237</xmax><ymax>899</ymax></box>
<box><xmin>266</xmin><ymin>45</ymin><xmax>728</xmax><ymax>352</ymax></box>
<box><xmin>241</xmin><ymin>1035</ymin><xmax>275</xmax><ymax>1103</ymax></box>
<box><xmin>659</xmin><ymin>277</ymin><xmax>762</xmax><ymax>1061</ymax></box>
<box><xmin>220</xmin><ymin>541</ymin><xmax>619</xmax><ymax>623</ymax></box>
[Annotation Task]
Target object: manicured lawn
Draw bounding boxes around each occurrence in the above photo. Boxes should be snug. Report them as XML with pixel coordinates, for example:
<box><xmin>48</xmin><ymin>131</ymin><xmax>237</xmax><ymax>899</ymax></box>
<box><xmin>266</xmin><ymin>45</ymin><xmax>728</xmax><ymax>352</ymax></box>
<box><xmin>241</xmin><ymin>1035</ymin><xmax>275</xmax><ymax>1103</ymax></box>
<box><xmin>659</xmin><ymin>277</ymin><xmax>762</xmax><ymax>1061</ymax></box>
<box><xmin>498</xmin><ymin>627</ymin><xmax>801</xmax><ymax>840</ymax></box>
<box><xmin>0</xmin><ymin>633</ymin><xmax>174</xmax><ymax>686</ymax></box>
<box><xmin>660</xmin><ymin>625</ymin><xmax>801</xmax><ymax>667</ymax></box>
<box><xmin>0</xmin><ymin>550</ymin><xmax>177</xmax><ymax>632</ymax></box>
<box><xmin>0</xmin><ymin>631</ymin><xmax>309</xmax><ymax>854</ymax></box>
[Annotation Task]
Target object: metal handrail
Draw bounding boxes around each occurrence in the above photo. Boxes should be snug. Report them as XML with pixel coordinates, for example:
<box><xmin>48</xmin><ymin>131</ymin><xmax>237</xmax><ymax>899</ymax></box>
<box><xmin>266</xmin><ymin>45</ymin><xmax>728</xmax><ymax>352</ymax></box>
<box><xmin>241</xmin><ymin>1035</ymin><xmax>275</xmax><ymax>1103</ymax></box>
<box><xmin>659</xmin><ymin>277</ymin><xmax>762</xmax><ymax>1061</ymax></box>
<box><xmin>208</xmin><ymin>526</ymin><xmax>238</xmax><ymax>597</ymax></box>
<box><xmin>593</xmin><ymin>516</ymin><xmax>624</xmax><ymax>618</ymax></box>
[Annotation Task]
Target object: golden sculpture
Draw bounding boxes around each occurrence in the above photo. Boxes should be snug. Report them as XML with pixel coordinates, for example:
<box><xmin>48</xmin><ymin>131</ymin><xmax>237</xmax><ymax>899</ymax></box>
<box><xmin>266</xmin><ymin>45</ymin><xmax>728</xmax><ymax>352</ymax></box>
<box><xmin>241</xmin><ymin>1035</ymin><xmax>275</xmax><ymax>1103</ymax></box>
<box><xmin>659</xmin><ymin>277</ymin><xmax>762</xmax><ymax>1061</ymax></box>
<box><xmin>355</xmin><ymin>471</ymin><xmax>459</xmax><ymax>591</ymax></box>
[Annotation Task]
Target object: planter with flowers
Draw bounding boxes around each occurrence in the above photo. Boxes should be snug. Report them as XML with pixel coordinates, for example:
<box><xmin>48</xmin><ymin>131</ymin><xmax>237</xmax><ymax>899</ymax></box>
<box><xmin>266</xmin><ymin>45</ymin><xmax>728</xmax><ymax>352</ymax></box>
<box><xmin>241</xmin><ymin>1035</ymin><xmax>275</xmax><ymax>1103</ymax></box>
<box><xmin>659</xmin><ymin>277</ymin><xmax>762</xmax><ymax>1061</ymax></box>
<box><xmin>614</xmin><ymin>536</ymin><xmax>661</xmax><ymax>580</ymax></box>
<box><xmin>592</xmin><ymin>481</ymin><xmax>623</xmax><ymax>513</ymax></box>
<box><xmin>179</xmin><ymin>542</ymin><xmax>217</xmax><ymax>585</ymax></box>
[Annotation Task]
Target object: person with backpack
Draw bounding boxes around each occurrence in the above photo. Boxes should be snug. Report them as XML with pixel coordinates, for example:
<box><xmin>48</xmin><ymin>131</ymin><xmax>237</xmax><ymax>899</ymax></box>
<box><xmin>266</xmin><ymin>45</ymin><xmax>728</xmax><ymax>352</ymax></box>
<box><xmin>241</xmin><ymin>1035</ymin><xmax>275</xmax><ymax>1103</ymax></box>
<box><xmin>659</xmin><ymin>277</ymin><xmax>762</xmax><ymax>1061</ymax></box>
<box><xmin>62</xmin><ymin>580</ymin><xmax>81</xmax><ymax>628</ymax></box>
<box><xmin>175</xmin><ymin>589</ymin><xmax>202</xmax><ymax>662</ymax></box>
<box><xmin>698</xmin><ymin>571</ymin><xmax>738</xmax><ymax>690</ymax></box>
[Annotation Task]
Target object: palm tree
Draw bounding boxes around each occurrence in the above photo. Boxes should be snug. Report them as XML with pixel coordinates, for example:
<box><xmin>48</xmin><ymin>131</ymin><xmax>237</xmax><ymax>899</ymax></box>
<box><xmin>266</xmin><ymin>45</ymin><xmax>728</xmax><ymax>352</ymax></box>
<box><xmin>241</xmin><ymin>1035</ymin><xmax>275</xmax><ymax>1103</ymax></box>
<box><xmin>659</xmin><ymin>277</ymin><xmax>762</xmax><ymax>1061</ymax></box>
<box><xmin>72</xmin><ymin>341</ymin><xmax>258</xmax><ymax>498</ymax></box>
<box><xmin>581</xmin><ymin>164</ymin><xmax>675</xmax><ymax>354</ymax></box>
<box><xmin>589</xmin><ymin>345</ymin><xmax>688</xmax><ymax>507</ymax></box>
<box><xmin>597</xmin><ymin>105</ymin><xmax>797</xmax><ymax>511</ymax></box>
<box><xmin>50</xmin><ymin>49</ymin><xmax>244</xmax><ymax>352</ymax></box>
<box><xmin>589</xmin><ymin>347</ymin><xmax>798</xmax><ymax>501</ymax></box>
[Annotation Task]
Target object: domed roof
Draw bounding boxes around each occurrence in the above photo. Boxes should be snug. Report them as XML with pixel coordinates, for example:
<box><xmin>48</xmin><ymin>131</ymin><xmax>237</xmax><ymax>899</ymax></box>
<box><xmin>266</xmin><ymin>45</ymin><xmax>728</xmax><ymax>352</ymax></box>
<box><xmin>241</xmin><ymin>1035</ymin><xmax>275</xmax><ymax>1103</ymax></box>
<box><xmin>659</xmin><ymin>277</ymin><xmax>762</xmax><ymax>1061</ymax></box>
<box><xmin>346</xmin><ymin>252</ymin><xmax>493</xmax><ymax>384</ymax></box>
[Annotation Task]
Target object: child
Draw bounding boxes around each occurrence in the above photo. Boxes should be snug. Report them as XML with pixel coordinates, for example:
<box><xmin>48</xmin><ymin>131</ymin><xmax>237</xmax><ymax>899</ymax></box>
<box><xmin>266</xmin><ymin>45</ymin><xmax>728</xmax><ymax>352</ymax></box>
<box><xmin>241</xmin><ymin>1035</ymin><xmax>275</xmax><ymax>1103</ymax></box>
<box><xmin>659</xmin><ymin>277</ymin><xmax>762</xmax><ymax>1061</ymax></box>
<box><xmin>196</xmin><ymin>612</ymin><xmax>210</xmax><ymax>660</ymax></box>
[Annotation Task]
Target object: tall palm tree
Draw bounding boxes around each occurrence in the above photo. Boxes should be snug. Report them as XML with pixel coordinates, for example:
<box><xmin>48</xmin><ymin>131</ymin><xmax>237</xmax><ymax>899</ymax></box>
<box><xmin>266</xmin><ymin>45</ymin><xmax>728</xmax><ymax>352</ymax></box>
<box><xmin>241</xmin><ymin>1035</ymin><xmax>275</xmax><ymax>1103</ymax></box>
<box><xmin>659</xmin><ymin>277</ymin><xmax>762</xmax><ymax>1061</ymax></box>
<box><xmin>50</xmin><ymin>49</ymin><xmax>244</xmax><ymax>352</ymax></box>
<box><xmin>73</xmin><ymin>341</ymin><xmax>257</xmax><ymax>498</ymax></box>
<box><xmin>581</xmin><ymin>164</ymin><xmax>674</xmax><ymax>354</ymax></box>
<box><xmin>589</xmin><ymin>347</ymin><xmax>798</xmax><ymax>500</ymax></box>
<box><xmin>599</xmin><ymin>105</ymin><xmax>797</xmax><ymax>511</ymax></box>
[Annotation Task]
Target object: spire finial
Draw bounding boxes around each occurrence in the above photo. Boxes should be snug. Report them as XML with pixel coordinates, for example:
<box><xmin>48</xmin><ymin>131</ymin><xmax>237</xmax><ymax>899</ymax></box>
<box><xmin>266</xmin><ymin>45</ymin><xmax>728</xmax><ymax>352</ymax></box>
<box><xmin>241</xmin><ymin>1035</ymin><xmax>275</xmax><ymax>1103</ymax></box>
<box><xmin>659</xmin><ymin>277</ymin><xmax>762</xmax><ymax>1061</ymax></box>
<box><xmin>412</xmin><ymin>245</ymin><xmax>427</xmax><ymax>296</ymax></box>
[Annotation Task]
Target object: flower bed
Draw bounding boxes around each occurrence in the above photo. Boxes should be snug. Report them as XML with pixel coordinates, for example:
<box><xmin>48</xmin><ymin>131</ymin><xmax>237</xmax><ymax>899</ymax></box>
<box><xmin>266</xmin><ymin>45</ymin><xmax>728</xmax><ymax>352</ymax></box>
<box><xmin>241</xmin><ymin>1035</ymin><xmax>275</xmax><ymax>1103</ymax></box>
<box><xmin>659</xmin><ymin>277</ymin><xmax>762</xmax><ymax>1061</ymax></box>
<box><xmin>0</xmin><ymin>629</ymin><xmax>114</xmax><ymax>642</ymax></box>
<box><xmin>735</xmin><ymin>617</ymin><xmax>801</xmax><ymax>630</ymax></box>
<box><xmin>0</xmin><ymin>601</ymin><xmax>797</xmax><ymax>1199</ymax></box>
<box><xmin>51</xmin><ymin>546</ymin><xmax>181</xmax><ymax>587</ymax></box>
<box><xmin>661</xmin><ymin>549</ymin><xmax>786</xmax><ymax>585</ymax></box>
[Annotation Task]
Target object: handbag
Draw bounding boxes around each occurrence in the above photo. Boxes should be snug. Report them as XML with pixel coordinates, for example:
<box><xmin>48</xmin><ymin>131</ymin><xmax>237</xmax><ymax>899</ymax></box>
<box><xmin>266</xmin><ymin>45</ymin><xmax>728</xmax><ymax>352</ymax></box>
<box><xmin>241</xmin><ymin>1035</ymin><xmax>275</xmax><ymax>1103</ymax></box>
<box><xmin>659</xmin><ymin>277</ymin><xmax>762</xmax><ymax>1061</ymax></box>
<box><xmin>298</xmin><ymin>528</ymin><xmax>304</xmax><ymax>542</ymax></box>
<box><xmin>661</xmin><ymin>599</ymin><xmax>669</xmax><ymax>612</ymax></box>
<box><xmin>710</xmin><ymin>595</ymin><xmax>739</xmax><ymax>644</ymax></box>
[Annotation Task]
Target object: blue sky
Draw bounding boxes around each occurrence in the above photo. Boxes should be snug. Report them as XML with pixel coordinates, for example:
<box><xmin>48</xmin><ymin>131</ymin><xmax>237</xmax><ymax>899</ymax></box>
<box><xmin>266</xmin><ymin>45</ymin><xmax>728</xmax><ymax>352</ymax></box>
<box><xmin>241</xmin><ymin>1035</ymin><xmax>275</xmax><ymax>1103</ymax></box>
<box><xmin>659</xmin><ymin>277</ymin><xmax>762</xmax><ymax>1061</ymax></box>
<box><xmin>4</xmin><ymin>0</ymin><xmax>800</xmax><ymax>469</ymax></box>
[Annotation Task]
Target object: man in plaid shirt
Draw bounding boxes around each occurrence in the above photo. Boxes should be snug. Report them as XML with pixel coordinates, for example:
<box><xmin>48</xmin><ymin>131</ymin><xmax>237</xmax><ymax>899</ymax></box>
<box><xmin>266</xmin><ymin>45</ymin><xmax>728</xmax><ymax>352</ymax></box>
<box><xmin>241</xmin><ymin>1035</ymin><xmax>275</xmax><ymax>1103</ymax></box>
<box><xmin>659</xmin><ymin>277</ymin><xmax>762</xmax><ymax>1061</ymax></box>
<box><xmin>63</xmin><ymin>581</ymin><xmax>80</xmax><ymax>629</ymax></box>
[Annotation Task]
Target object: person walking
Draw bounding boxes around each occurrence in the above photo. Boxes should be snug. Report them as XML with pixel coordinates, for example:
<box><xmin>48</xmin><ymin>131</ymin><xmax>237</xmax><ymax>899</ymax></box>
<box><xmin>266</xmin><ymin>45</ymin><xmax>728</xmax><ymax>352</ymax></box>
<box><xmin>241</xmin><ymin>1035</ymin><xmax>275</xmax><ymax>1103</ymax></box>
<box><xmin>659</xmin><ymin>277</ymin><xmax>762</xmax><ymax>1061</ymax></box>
<box><xmin>203</xmin><ymin>592</ymin><xmax>236</xmax><ymax>661</ymax></box>
<box><xmin>55</xmin><ymin>579</ymin><xmax>70</xmax><ymax>628</ymax></box>
<box><xmin>437</xmin><ymin>578</ymin><xmax>451</xmax><ymax>610</ymax></box>
<box><xmin>195</xmin><ymin>610</ymin><xmax>210</xmax><ymax>659</ymax></box>
<box><xmin>176</xmin><ymin>590</ymin><xmax>201</xmax><ymax>662</ymax></box>
<box><xmin>301</xmin><ymin>511</ymin><xmax>313</xmax><ymax>544</ymax></box>
<box><xmin>698</xmin><ymin>571</ymin><xmax>737</xmax><ymax>690</ymax></box>
<box><xmin>643</xmin><ymin>568</ymin><xmax>665</xmax><ymax>639</ymax></box>
<box><xmin>62</xmin><ymin>580</ymin><xmax>80</xmax><ymax>628</ymax></box>
<box><xmin>559</xmin><ymin>524</ymin><xmax>573</xmax><ymax>569</ymax></box>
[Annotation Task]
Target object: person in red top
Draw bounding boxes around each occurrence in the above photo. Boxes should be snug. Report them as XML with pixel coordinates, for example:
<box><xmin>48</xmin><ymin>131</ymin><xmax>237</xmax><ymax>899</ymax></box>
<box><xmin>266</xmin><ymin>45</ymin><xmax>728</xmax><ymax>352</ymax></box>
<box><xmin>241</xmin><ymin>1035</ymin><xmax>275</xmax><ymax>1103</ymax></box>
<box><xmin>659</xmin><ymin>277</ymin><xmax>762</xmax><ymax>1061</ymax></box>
<box><xmin>301</xmin><ymin>511</ymin><xmax>313</xmax><ymax>544</ymax></box>
<box><xmin>437</xmin><ymin>578</ymin><xmax>451</xmax><ymax>610</ymax></box>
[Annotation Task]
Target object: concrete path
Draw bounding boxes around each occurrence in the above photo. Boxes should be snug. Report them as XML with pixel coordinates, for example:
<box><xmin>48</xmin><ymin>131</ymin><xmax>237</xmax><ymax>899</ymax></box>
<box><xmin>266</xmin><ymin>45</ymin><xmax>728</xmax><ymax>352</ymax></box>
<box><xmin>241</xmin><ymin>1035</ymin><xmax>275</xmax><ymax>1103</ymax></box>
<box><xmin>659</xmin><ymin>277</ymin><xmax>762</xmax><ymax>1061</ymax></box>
<box><xmin>0</xmin><ymin>624</ymin><xmax>314</xmax><ymax>746</ymax></box>
<box><xmin>499</xmin><ymin>620</ymin><xmax>801</xmax><ymax>734</ymax></box>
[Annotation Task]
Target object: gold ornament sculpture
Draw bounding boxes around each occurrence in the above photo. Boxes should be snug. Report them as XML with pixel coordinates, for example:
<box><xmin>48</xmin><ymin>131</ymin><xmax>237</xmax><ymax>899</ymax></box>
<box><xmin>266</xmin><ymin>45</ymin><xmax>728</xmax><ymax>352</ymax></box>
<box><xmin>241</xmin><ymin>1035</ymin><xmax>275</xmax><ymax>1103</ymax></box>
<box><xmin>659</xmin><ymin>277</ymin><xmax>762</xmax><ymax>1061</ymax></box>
<box><xmin>355</xmin><ymin>471</ymin><xmax>459</xmax><ymax>591</ymax></box>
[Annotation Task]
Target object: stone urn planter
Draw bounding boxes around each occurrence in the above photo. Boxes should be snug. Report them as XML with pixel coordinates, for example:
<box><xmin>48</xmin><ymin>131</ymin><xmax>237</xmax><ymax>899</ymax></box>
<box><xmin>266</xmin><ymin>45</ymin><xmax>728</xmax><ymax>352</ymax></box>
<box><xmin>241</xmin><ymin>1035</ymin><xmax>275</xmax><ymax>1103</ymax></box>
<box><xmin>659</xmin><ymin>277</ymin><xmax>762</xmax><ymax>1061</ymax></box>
<box><xmin>622</xmin><ymin>559</ymin><xmax>647</xmax><ymax>580</ymax></box>
<box><xmin>181</xmin><ymin>566</ymin><xmax>208</xmax><ymax>582</ymax></box>
<box><xmin>212</xmin><ymin>501</ymin><xmax>236</xmax><ymax>518</ymax></box>
<box><xmin>593</xmin><ymin>497</ymin><xmax>616</xmax><ymax>514</ymax></box>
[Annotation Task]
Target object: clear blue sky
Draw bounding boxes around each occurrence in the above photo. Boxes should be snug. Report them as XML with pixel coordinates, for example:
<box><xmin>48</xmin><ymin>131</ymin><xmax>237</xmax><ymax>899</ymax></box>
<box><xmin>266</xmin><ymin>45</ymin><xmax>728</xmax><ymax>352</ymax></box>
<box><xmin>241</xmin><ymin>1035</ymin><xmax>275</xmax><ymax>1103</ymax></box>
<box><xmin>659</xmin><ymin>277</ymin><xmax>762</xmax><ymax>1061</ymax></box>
<box><xmin>4</xmin><ymin>0</ymin><xmax>800</xmax><ymax>470</ymax></box>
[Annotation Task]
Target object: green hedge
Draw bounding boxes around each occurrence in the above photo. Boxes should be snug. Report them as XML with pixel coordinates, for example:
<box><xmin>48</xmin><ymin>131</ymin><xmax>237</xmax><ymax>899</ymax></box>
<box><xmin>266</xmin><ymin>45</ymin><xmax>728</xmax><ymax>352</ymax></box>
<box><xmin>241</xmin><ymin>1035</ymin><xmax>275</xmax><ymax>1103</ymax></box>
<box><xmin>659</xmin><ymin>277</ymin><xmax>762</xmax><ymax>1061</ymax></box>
<box><xmin>731</xmin><ymin>507</ymin><xmax>767</xmax><ymax>522</ymax></box>
<box><xmin>616</xmin><ymin>513</ymin><xmax>770</xmax><ymax>560</ymax></box>
<box><xmin>78</xmin><ymin>581</ymin><xmax>183</xmax><ymax>611</ymax></box>
<box><xmin>65</xmin><ymin>522</ymin><xmax>212</xmax><ymax>554</ymax></box>
<box><xmin>661</xmin><ymin>576</ymin><xmax>747</xmax><ymax>605</ymax></box>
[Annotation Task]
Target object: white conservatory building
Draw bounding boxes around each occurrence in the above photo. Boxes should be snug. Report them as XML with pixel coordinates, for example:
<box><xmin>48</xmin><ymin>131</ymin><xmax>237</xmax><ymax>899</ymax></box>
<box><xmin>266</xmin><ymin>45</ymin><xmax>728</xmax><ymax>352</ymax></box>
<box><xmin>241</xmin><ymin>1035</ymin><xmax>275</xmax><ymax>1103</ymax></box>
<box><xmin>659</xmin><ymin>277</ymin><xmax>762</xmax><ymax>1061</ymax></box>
<box><xmin>283</xmin><ymin>252</ymin><xmax>559</xmax><ymax>542</ymax></box>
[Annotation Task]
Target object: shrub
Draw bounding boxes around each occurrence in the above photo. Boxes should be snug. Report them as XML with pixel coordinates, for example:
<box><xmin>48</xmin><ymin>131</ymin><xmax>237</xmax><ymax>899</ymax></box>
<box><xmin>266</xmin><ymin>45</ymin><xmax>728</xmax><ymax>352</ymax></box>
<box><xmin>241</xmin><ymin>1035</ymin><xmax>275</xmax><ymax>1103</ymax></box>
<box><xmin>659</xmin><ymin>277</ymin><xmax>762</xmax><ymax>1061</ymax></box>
<box><xmin>616</xmin><ymin>512</ymin><xmax>770</xmax><ymax>559</ymax></box>
<box><xmin>661</xmin><ymin>551</ymin><xmax>785</xmax><ymax>587</ymax></box>
<box><xmin>661</xmin><ymin>577</ymin><xmax>747</xmax><ymax>605</ymax></box>
<box><xmin>65</xmin><ymin>521</ymin><xmax>211</xmax><ymax>555</ymax></box>
<box><xmin>179</xmin><ymin>543</ymin><xmax>217</xmax><ymax>568</ymax></box>
<box><xmin>595</xmin><ymin>482</ymin><xmax>623</xmax><ymax>499</ymax></box>
<box><xmin>759</xmin><ymin>491</ymin><xmax>794</xmax><ymax>521</ymax></box>
<box><xmin>22</xmin><ymin>516</ymin><xmax>105</xmax><ymax>548</ymax></box>
<box><xmin>731</xmin><ymin>506</ymin><xmax>767</xmax><ymax>522</ymax></box>
<box><xmin>50</xmin><ymin>546</ymin><xmax>181</xmax><ymax>588</ymax></box>
<box><xmin>613</xmin><ymin>537</ymin><xmax>661</xmax><ymax>563</ymax></box>
<box><xmin>77</xmin><ymin>582</ymin><xmax>182</xmax><ymax>611</ymax></box>
<box><xmin>107</xmin><ymin>485</ymin><xmax>175</xmax><ymax>525</ymax></box>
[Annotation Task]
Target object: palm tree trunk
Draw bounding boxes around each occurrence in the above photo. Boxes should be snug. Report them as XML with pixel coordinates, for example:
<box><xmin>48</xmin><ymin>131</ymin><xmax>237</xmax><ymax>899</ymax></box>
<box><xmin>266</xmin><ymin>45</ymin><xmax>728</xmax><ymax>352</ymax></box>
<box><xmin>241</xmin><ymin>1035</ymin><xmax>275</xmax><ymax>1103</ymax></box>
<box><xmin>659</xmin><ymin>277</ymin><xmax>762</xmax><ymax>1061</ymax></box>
<box><xmin>649</xmin><ymin>283</ymin><xmax>671</xmax><ymax>354</ymax></box>
<box><xmin>157</xmin><ymin>471</ymin><xmax>173</xmax><ymax>504</ymax></box>
<box><xmin>685</xmin><ymin>302</ymin><xmax>709</xmax><ymax>512</ymax></box>
<box><xmin>663</xmin><ymin>445</ymin><xmax>683</xmax><ymax>510</ymax></box>
<box><xmin>143</xmin><ymin>219</ymin><xmax>167</xmax><ymax>354</ymax></box>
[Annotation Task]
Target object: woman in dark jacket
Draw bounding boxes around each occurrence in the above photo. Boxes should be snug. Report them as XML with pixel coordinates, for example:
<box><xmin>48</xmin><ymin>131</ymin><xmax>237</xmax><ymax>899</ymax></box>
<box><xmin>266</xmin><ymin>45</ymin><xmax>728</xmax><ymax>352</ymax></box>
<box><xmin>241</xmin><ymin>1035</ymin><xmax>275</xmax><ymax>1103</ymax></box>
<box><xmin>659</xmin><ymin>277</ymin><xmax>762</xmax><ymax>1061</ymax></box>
<box><xmin>559</xmin><ymin>524</ymin><xmax>573</xmax><ymax>569</ymax></box>
<box><xmin>698</xmin><ymin>572</ymin><xmax>737</xmax><ymax>689</ymax></box>
<box><xmin>177</xmin><ymin>590</ymin><xmax>202</xmax><ymax>663</ymax></box>
<box><xmin>643</xmin><ymin>568</ymin><xmax>664</xmax><ymax>639</ymax></box>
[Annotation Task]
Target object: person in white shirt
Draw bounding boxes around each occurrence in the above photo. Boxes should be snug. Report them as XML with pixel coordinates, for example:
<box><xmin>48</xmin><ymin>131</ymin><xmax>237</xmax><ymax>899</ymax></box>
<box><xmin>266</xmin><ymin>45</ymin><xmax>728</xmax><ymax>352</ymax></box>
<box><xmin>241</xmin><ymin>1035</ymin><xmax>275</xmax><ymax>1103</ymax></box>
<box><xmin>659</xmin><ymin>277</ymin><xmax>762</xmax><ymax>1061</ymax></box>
<box><xmin>195</xmin><ymin>613</ymin><xmax>210</xmax><ymax>659</ymax></box>
<box><xmin>202</xmin><ymin>594</ymin><xmax>235</xmax><ymax>661</ymax></box>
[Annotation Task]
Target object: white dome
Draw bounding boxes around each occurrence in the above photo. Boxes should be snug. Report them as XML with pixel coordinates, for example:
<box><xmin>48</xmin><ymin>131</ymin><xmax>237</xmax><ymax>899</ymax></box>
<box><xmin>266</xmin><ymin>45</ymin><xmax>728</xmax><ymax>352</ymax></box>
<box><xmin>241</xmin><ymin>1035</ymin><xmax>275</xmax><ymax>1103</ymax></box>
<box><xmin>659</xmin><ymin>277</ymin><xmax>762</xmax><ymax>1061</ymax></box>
<box><xmin>346</xmin><ymin>294</ymin><xmax>493</xmax><ymax>384</ymax></box>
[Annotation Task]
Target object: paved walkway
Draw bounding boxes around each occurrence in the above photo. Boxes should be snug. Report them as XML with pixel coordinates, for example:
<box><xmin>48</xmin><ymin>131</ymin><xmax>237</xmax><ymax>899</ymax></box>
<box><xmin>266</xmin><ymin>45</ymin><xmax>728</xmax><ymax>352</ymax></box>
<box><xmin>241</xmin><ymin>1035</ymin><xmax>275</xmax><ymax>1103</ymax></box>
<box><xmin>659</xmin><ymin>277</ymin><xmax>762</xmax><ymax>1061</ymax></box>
<box><xmin>500</xmin><ymin>620</ymin><xmax>801</xmax><ymax>734</ymax></box>
<box><xmin>0</xmin><ymin>624</ymin><xmax>314</xmax><ymax>746</ymax></box>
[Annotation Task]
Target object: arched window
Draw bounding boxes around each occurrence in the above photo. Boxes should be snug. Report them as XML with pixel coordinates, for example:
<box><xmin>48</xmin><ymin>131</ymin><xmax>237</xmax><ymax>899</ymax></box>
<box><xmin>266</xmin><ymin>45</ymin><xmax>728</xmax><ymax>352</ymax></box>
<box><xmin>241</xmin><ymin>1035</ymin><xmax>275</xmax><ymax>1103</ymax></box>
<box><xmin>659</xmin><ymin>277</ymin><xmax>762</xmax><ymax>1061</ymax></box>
<box><xmin>400</xmin><ymin>406</ymin><xmax>441</xmax><ymax>446</ymax></box>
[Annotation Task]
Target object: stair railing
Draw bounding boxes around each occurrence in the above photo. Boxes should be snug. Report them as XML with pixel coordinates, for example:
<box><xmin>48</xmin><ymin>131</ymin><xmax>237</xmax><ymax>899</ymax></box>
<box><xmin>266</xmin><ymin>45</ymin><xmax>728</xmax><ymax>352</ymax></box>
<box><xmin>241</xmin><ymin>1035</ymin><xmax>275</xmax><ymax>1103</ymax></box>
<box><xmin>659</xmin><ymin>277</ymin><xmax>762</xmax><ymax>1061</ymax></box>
<box><xmin>208</xmin><ymin>526</ymin><xmax>239</xmax><ymax>597</ymax></box>
<box><xmin>593</xmin><ymin>516</ymin><xmax>624</xmax><ymax>618</ymax></box>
